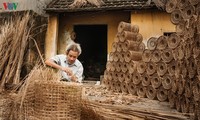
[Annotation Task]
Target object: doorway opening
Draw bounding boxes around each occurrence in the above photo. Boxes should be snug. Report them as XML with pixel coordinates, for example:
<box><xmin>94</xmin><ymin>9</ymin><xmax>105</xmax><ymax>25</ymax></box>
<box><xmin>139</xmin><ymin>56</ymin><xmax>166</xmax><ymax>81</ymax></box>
<box><xmin>74</xmin><ymin>25</ymin><xmax>107</xmax><ymax>81</ymax></box>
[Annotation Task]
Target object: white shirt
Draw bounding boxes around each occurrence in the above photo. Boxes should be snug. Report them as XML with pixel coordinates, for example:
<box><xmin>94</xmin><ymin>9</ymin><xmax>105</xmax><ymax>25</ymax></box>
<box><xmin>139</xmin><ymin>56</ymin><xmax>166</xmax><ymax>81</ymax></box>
<box><xmin>50</xmin><ymin>54</ymin><xmax>84</xmax><ymax>83</ymax></box>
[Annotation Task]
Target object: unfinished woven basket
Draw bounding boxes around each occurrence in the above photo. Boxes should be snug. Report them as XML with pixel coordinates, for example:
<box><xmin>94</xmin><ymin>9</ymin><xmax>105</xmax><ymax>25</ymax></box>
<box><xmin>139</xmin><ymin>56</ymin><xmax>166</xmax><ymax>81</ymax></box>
<box><xmin>24</xmin><ymin>81</ymin><xmax>82</xmax><ymax>120</ymax></box>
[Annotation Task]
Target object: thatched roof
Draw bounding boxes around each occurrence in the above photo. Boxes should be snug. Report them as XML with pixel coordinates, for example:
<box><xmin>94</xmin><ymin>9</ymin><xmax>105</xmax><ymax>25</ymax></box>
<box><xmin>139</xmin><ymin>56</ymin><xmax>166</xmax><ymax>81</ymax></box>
<box><xmin>45</xmin><ymin>0</ymin><xmax>157</xmax><ymax>13</ymax></box>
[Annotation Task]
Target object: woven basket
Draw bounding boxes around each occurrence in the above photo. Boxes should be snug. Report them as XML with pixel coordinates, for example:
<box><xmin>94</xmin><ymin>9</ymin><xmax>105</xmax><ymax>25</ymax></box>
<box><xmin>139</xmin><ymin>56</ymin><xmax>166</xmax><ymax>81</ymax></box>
<box><xmin>24</xmin><ymin>81</ymin><xmax>82</xmax><ymax>120</ymax></box>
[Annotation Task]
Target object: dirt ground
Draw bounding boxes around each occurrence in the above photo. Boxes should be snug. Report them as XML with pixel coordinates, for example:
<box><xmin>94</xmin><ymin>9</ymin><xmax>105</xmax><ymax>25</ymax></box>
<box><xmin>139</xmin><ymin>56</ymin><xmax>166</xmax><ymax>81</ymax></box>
<box><xmin>81</xmin><ymin>81</ymin><xmax>190</xmax><ymax>120</ymax></box>
<box><xmin>0</xmin><ymin>81</ymin><xmax>190</xmax><ymax>120</ymax></box>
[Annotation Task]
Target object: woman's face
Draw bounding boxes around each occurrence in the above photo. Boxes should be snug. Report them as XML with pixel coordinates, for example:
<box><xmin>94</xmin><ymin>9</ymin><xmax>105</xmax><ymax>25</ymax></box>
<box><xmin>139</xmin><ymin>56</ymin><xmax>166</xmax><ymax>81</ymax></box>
<box><xmin>66</xmin><ymin>50</ymin><xmax>79</xmax><ymax>65</ymax></box>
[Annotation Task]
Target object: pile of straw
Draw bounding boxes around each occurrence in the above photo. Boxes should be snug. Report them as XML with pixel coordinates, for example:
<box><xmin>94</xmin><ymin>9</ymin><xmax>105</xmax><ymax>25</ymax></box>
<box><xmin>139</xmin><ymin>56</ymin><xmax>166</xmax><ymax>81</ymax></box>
<box><xmin>0</xmin><ymin>12</ymin><xmax>34</xmax><ymax>91</ymax></box>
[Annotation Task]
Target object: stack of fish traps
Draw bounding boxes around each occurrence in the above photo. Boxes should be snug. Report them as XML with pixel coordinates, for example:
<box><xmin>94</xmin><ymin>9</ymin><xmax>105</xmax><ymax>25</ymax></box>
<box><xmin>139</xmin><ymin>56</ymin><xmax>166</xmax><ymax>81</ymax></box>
<box><xmin>23</xmin><ymin>81</ymin><xmax>82</xmax><ymax>120</ymax></box>
<box><xmin>103</xmin><ymin>0</ymin><xmax>200</xmax><ymax>119</ymax></box>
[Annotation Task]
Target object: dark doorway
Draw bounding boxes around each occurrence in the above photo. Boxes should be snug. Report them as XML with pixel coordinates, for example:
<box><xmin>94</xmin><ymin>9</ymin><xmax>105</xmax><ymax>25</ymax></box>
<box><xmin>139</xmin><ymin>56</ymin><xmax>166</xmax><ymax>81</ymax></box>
<box><xmin>74</xmin><ymin>25</ymin><xmax>107</xmax><ymax>80</ymax></box>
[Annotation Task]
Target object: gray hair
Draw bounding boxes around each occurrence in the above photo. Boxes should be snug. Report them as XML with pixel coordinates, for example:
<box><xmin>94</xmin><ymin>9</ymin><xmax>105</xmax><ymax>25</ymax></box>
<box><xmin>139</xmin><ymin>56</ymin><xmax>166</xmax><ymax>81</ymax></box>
<box><xmin>66</xmin><ymin>42</ymin><xmax>82</xmax><ymax>55</ymax></box>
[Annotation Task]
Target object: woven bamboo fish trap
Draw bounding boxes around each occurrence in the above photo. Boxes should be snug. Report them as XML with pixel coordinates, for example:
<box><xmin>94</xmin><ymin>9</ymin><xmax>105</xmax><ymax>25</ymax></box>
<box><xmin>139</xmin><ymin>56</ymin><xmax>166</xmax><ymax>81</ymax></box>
<box><xmin>157</xmin><ymin>35</ymin><xmax>168</xmax><ymax>50</ymax></box>
<box><xmin>127</xmin><ymin>82</ymin><xmax>137</xmax><ymax>95</ymax></box>
<box><xmin>157</xmin><ymin>61</ymin><xmax>167</xmax><ymax>76</ymax></box>
<box><xmin>111</xmin><ymin>42</ymin><xmax>117</xmax><ymax>52</ymax></box>
<box><xmin>141</xmin><ymin>72</ymin><xmax>151</xmax><ymax>87</ymax></box>
<box><xmin>127</xmin><ymin>60</ymin><xmax>137</xmax><ymax>74</ymax></box>
<box><xmin>142</xmin><ymin>49</ymin><xmax>152</xmax><ymax>62</ymax></box>
<box><xmin>118</xmin><ymin>72</ymin><xmax>125</xmax><ymax>82</ymax></box>
<box><xmin>132</xmin><ymin>72</ymin><xmax>142</xmax><ymax>85</ymax></box>
<box><xmin>137</xmin><ymin>84</ymin><xmax>146</xmax><ymax>98</ymax></box>
<box><xmin>162</xmin><ymin>74</ymin><xmax>173</xmax><ymax>90</ymax></box>
<box><xmin>24</xmin><ymin>81</ymin><xmax>82</xmax><ymax>120</ymax></box>
<box><xmin>176</xmin><ymin>21</ymin><xmax>186</xmax><ymax>35</ymax></box>
<box><xmin>167</xmin><ymin>60</ymin><xmax>176</xmax><ymax>76</ymax></box>
<box><xmin>167</xmin><ymin>33</ymin><xmax>181</xmax><ymax>49</ymax></box>
<box><xmin>115</xmin><ymin>81</ymin><xmax>122</xmax><ymax>92</ymax></box>
<box><xmin>121</xmin><ymin>82</ymin><xmax>129</xmax><ymax>93</ymax></box>
<box><xmin>147</xmin><ymin>37</ymin><xmax>158</xmax><ymax>50</ymax></box>
<box><xmin>114</xmin><ymin>33</ymin><xmax>120</xmax><ymax>42</ymax></box>
<box><xmin>136</xmin><ymin>61</ymin><xmax>147</xmax><ymax>74</ymax></box>
<box><xmin>157</xmin><ymin>86</ymin><xmax>168</xmax><ymax>102</ymax></box>
<box><xmin>109</xmin><ymin>62</ymin><xmax>115</xmax><ymax>72</ymax></box>
<box><xmin>122</xmin><ymin>40</ymin><xmax>140</xmax><ymax>52</ymax></box>
<box><xmin>151</xmin><ymin>49</ymin><xmax>161</xmax><ymax>63</ymax></box>
<box><xmin>161</xmin><ymin>48</ymin><xmax>174</xmax><ymax>63</ymax></box>
<box><xmin>106</xmin><ymin>61</ymin><xmax>112</xmax><ymax>71</ymax></box>
<box><xmin>119</xmin><ymin>31</ymin><xmax>137</xmax><ymax>42</ymax></box>
<box><xmin>124</xmin><ymin>72</ymin><xmax>132</xmax><ymax>83</ymax></box>
<box><xmin>146</xmin><ymin>62</ymin><xmax>157</xmax><ymax>75</ymax></box>
<box><xmin>150</xmin><ymin>73</ymin><xmax>161</xmax><ymax>89</ymax></box>
<box><xmin>182</xmin><ymin>5</ymin><xmax>195</xmax><ymax>20</ymax></box>
<box><xmin>116</xmin><ymin>42</ymin><xmax>123</xmax><ymax>52</ymax></box>
<box><xmin>117</xmin><ymin>21</ymin><xmax>139</xmax><ymax>33</ymax></box>
<box><xmin>171</xmin><ymin>9</ymin><xmax>183</xmax><ymax>25</ymax></box>
<box><xmin>138</xmin><ymin>42</ymin><xmax>145</xmax><ymax>52</ymax></box>
<box><xmin>146</xmin><ymin>85</ymin><xmax>157</xmax><ymax>100</ymax></box>
<box><xmin>113</xmin><ymin>52</ymin><xmax>120</xmax><ymax>62</ymax></box>
<box><xmin>172</xmin><ymin>44</ymin><xmax>185</xmax><ymax>60</ymax></box>
<box><xmin>115</xmin><ymin>62</ymin><xmax>121</xmax><ymax>72</ymax></box>
<box><xmin>165</xmin><ymin>0</ymin><xmax>177</xmax><ymax>13</ymax></box>
<box><xmin>113</xmin><ymin>72</ymin><xmax>119</xmax><ymax>82</ymax></box>
<box><xmin>177</xmin><ymin>0</ymin><xmax>189</xmax><ymax>9</ymax></box>
<box><xmin>124</xmin><ymin>50</ymin><xmax>142</xmax><ymax>62</ymax></box>
<box><xmin>121</xmin><ymin>62</ymin><xmax>128</xmax><ymax>73</ymax></box>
